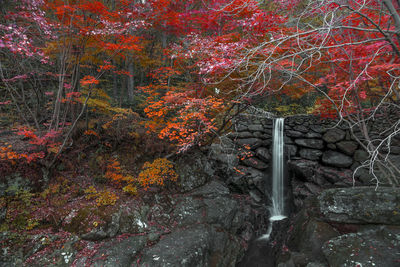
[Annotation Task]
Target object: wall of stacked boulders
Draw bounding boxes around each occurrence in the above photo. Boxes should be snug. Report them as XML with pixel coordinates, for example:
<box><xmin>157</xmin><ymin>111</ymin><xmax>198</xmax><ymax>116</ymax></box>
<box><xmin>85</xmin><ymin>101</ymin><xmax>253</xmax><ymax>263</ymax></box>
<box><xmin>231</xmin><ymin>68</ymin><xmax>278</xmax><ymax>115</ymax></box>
<box><xmin>210</xmin><ymin>109</ymin><xmax>400</xmax><ymax>211</ymax></box>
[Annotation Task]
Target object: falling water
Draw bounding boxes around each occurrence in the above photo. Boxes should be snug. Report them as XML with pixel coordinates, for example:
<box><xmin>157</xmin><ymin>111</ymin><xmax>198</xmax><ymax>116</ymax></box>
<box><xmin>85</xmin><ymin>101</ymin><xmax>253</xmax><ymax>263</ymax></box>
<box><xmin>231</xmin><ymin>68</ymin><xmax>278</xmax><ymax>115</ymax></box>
<box><xmin>259</xmin><ymin>118</ymin><xmax>285</xmax><ymax>240</ymax></box>
<box><xmin>270</xmin><ymin>118</ymin><xmax>285</xmax><ymax>220</ymax></box>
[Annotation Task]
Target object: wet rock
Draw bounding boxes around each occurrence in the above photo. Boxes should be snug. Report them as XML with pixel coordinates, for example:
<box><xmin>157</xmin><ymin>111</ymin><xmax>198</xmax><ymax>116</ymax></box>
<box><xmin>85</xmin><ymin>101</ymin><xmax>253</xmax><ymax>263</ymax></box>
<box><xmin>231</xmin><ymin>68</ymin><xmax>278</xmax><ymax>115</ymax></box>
<box><xmin>322</xmin><ymin>128</ymin><xmax>346</xmax><ymax>143</ymax></box>
<box><xmin>322</xmin><ymin>227</ymin><xmax>400</xmax><ymax>267</ymax></box>
<box><xmin>322</xmin><ymin>150</ymin><xmax>353</xmax><ymax>168</ymax></box>
<box><xmin>317</xmin><ymin>187</ymin><xmax>400</xmax><ymax>224</ymax></box>
<box><xmin>299</xmin><ymin>149</ymin><xmax>323</xmax><ymax>161</ymax></box>
<box><xmin>295</xmin><ymin>139</ymin><xmax>324</xmax><ymax>150</ymax></box>
<box><xmin>336</xmin><ymin>141</ymin><xmax>358</xmax><ymax>156</ymax></box>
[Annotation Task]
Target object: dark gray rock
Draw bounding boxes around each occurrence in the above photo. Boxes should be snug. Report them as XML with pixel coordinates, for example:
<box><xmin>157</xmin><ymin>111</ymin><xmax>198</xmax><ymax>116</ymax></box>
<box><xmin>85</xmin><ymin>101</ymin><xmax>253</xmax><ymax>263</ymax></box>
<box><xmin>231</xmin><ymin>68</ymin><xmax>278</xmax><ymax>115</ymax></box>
<box><xmin>293</xmin><ymin>125</ymin><xmax>309</xmax><ymax>133</ymax></box>
<box><xmin>190</xmin><ymin>180</ymin><xmax>230</xmax><ymax>198</ymax></box>
<box><xmin>248</xmin><ymin>124</ymin><xmax>265</xmax><ymax>132</ymax></box>
<box><xmin>286</xmin><ymin>145</ymin><xmax>298</xmax><ymax>157</ymax></box>
<box><xmin>289</xmin><ymin>160</ymin><xmax>318</xmax><ymax>181</ymax></box>
<box><xmin>299</xmin><ymin>149</ymin><xmax>323</xmax><ymax>161</ymax></box>
<box><xmin>234</xmin><ymin>131</ymin><xmax>254</xmax><ymax>139</ymax></box>
<box><xmin>236</xmin><ymin>138</ymin><xmax>263</xmax><ymax>149</ymax></box>
<box><xmin>82</xmin><ymin>211</ymin><xmax>121</xmax><ymax>241</ymax></box>
<box><xmin>255</xmin><ymin>147</ymin><xmax>271</xmax><ymax>162</ymax></box>
<box><xmin>175</xmin><ymin>150</ymin><xmax>214</xmax><ymax>192</ymax></box>
<box><xmin>322</xmin><ymin>129</ymin><xmax>346</xmax><ymax>143</ymax></box>
<box><xmin>317</xmin><ymin>187</ymin><xmax>400</xmax><ymax>224</ymax></box>
<box><xmin>304</xmin><ymin>132</ymin><xmax>322</xmax><ymax>138</ymax></box>
<box><xmin>173</xmin><ymin>197</ymin><xmax>205</xmax><ymax>227</ymax></box>
<box><xmin>316</xmin><ymin>166</ymin><xmax>353</xmax><ymax>185</ymax></box>
<box><xmin>326</xmin><ymin>143</ymin><xmax>336</xmax><ymax>150</ymax></box>
<box><xmin>322</xmin><ymin>150</ymin><xmax>353</xmax><ymax>168</ymax></box>
<box><xmin>354</xmin><ymin>149</ymin><xmax>369</xmax><ymax>162</ymax></box>
<box><xmin>139</xmin><ymin>225</ymin><xmax>243</xmax><ymax>267</ymax></box>
<box><xmin>295</xmin><ymin>139</ymin><xmax>324</xmax><ymax>149</ymax></box>
<box><xmin>336</xmin><ymin>141</ymin><xmax>358</xmax><ymax>156</ymax></box>
<box><xmin>242</xmin><ymin>157</ymin><xmax>268</xmax><ymax>170</ymax></box>
<box><xmin>309</xmin><ymin>125</ymin><xmax>326</xmax><ymax>133</ymax></box>
<box><xmin>235</xmin><ymin>124</ymin><xmax>248</xmax><ymax>132</ymax></box>
<box><xmin>286</xmin><ymin>130</ymin><xmax>303</xmax><ymax>138</ymax></box>
<box><xmin>322</xmin><ymin>227</ymin><xmax>400</xmax><ymax>267</ymax></box>
<box><xmin>92</xmin><ymin>236</ymin><xmax>147</xmax><ymax>267</ymax></box>
<box><xmin>289</xmin><ymin>212</ymin><xmax>339</xmax><ymax>264</ymax></box>
<box><xmin>139</xmin><ymin>225</ymin><xmax>213</xmax><ymax>267</ymax></box>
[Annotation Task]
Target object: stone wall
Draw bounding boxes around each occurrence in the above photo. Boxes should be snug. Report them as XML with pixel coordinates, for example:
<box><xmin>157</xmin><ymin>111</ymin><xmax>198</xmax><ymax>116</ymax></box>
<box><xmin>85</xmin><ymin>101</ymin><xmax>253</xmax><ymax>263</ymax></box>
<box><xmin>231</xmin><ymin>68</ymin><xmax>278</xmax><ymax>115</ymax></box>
<box><xmin>210</xmin><ymin>110</ymin><xmax>400</xmax><ymax>211</ymax></box>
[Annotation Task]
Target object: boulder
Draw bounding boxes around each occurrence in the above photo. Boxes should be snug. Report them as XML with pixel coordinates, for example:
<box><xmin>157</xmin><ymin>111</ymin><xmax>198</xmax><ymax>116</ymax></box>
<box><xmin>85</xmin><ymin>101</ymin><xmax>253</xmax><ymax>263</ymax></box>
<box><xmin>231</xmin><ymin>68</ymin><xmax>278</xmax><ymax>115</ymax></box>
<box><xmin>286</xmin><ymin>130</ymin><xmax>303</xmax><ymax>138</ymax></box>
<box><xmin>336</xmin><ymin>141</ymin><xmax>358</xmax><ymax>156</ymax></box>
<box><xmin>175</xmin><ymin>150</ymin><xmax>214</xmax><ymax>192</ymax></box>
<box><xmin>322</xmin><ymin>150</ymin><xmax>353</xmax><ymax>168</ymax></box>
<box><xmin>295</xmin><ymin>139</ymin><xmax>324</xmax><ymax>149</ymax></box>
<box><xmin>299</xmin><ymin>149</ymin><xmax>323</xmax><ymax>161</ymax></box>
<box><xmin>293</xmin><ymin>125</ymin><xmax>309</xmax><ymax>133</ymax></box>
<box><xmin>322</xmin><ymin>227</ymin><xmax>400</xmax><ymax>267</ymax></box>
<box><xmin>322</xmin><ymin>129</ymin><xmax>346</xmax><ymax>143</ymax></box>
<box><xmin>354</xmin><ymin>149</ymin><xmax>369</xmax><ymax>162</ymax></box>
<box><xmin>317</xmin><ymin>187</ymin><xmax>400</xmax><ymax>224</ymax></box>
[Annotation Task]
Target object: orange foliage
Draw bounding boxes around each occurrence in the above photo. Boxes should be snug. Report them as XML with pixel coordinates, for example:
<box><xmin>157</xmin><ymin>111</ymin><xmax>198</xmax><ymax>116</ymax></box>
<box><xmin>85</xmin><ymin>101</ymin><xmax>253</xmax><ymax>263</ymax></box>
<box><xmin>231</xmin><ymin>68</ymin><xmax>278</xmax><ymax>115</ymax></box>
<box><xmin>137</xmin><ymin>158</ymin><xmax>177</xmax><ymax>189</ymax></box>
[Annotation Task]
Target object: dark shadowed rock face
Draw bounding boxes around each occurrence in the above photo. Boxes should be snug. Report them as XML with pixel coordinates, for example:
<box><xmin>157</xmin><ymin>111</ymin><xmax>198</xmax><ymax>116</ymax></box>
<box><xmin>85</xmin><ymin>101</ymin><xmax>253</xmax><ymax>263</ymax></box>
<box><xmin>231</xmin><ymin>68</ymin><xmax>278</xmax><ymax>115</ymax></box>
<box><xmin>321</xmin><ymin>150</ymin><xmax>353</xmax><ymax>168</ymax></box>
<box><xmin>317</xmin><ymin>187</ymin><xmax>400</xmax><ymax>225</ymax></box>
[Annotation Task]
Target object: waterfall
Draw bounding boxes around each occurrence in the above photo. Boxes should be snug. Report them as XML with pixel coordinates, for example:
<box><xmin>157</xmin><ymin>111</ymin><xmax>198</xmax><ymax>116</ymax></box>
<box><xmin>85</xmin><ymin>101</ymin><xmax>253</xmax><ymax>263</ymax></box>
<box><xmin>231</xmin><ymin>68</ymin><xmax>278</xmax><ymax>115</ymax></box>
<box><xmin>259</xmin><ymin>118</ymin><xmax>286</xmax><ymax>240</ymax></box>
<box><xmin>270</xmin><ymin>118</ymin><xmax>285</xmax><ymax>220</ymax></box>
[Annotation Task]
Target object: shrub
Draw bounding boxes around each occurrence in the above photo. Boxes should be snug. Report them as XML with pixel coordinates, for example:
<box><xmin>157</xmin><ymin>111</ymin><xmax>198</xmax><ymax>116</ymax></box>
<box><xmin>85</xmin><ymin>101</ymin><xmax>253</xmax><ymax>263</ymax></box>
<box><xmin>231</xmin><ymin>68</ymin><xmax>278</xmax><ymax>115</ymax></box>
<box><xmin>137</xmin><ymin>158</ymin><xmax>177</xmax><ymax>189</ymax></box>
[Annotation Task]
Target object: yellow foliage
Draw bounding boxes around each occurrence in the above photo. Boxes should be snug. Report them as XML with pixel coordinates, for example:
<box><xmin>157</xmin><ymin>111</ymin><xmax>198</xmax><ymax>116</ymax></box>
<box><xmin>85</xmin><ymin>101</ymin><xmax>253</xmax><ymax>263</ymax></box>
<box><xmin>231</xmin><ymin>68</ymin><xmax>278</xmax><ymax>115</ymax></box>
<box><xmin>137</xmin><ymin>158</ymin><xmax>178</xmax><ymax>189</ymax></box>
<box><xmin>122</xmin><ymin>184</ymin><xmax>138</xmax><ymax>196</ymax></box>
<box><xmin>84</xmin><ymin>186</ymin><xmax>119</xmax><ymax>206</ymax></box>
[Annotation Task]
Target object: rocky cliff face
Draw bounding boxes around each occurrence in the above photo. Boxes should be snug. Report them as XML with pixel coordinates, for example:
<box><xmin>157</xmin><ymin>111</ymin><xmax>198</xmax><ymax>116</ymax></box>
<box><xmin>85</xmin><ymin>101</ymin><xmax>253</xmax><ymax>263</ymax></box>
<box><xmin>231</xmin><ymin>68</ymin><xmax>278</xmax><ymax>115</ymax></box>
<box><xmin>211</xmin><ymin>111</ymin><xmax>400</xmax><ymax>212</ymax></box>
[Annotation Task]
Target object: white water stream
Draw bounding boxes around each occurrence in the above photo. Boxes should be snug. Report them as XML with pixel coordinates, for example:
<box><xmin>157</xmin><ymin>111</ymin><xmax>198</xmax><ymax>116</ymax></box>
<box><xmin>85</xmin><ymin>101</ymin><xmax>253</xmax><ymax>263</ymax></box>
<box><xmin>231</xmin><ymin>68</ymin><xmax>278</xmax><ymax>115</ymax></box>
<box><xmin>259</xmin><ymin>118</ymin><xmax>286</xmax><ymax>240</ymax></box>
